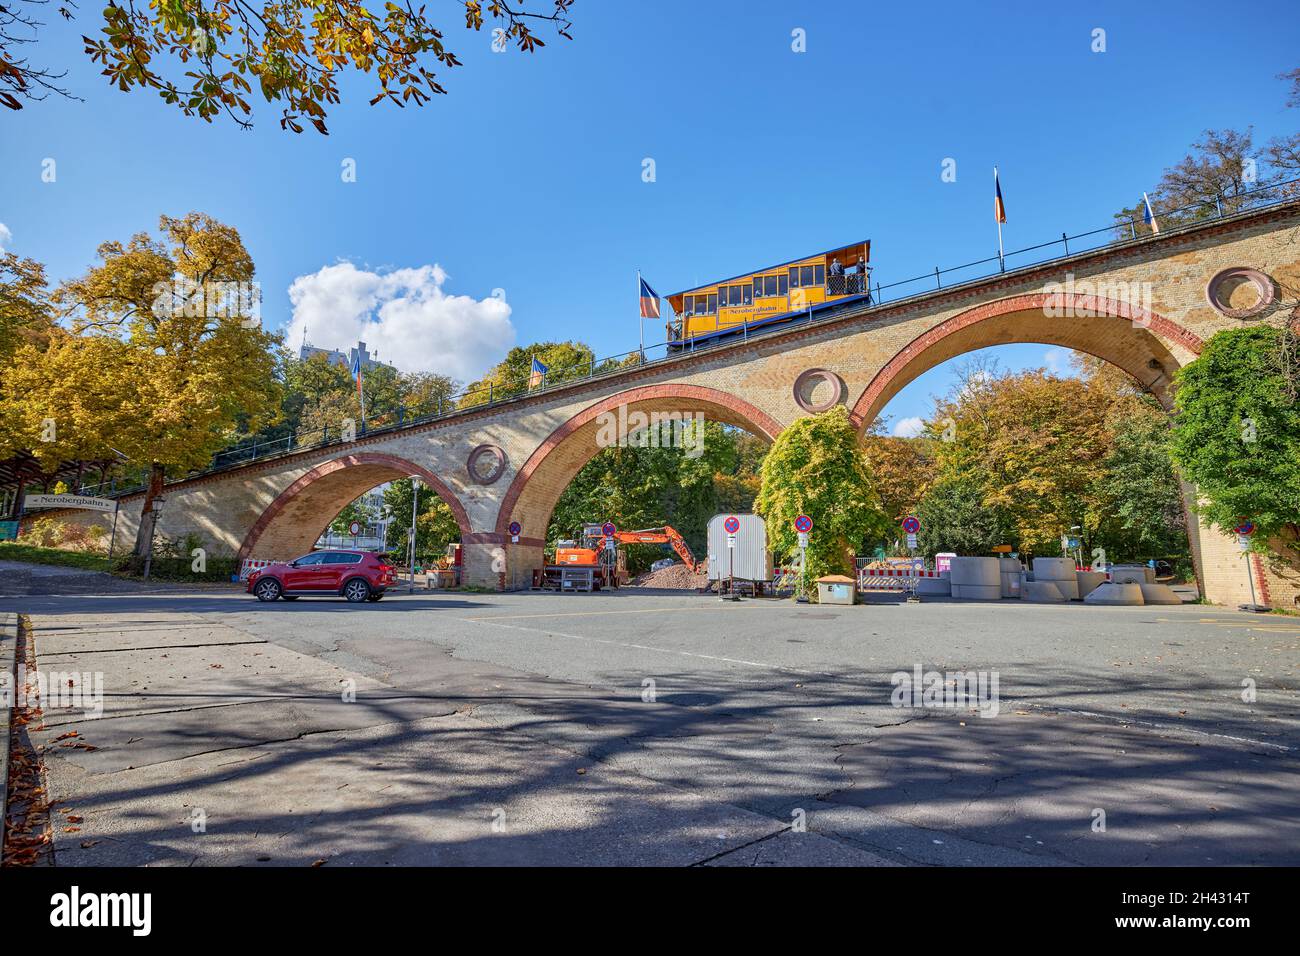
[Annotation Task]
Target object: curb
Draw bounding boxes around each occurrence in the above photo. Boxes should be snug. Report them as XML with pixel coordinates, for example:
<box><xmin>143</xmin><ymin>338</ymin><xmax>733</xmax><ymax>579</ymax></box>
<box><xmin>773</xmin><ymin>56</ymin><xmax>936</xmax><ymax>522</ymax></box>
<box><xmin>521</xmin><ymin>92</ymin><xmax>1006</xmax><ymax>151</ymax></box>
<box><xmin>0</xmin><ymin>611</ymin><xmax>17</xmax><ymax>851</ymax></box>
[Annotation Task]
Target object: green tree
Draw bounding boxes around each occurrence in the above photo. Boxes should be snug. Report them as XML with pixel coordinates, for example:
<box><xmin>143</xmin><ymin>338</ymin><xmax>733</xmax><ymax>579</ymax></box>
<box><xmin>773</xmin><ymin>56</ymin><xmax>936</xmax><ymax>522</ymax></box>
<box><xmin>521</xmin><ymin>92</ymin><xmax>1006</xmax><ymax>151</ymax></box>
<box><xmin>755</xmin><ymin>406</ymin><xmax>888</xmax><ymax>594</ymax></box>
<box><xmin>915</xmin><ymin>477</ymin><xmax>1012</xmax><ymax>557</ymax></box>
<box><xmin>1170</xmin><ymin>326</ymin><xmax>1300</xmax><ymax>556</ymax></box>
<box><xmin>548</xmin><ymin>421</ymin><xmax>754</xmax><ymax>572</ymax></box>
<box><xmin>383</xmin><ymin>479</ymin><xmax>461</xmax><ymax>563</ymax></box>
<box><xmin>459</xmin><ymin>341</ymin><xmax>635</xmax><ymax>409</ymax></box>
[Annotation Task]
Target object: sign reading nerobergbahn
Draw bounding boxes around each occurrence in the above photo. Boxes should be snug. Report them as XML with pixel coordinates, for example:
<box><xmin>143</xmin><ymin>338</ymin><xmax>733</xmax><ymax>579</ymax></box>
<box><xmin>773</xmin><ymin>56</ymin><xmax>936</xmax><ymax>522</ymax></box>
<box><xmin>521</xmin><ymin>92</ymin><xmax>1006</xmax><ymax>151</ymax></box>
<box><xmin>23</xmin><ymin>493</ymin><xmax>117</xmax><ymax>514</ymax></box>
<box><xmin>723</xmin><ymin>516</ymin><xmax>740</xmax><ymax>534</ymax></box>
<box><xmin>794</xmin><ymin>515</ymin><xmax>812</xmax><ymax>533</ymax></box>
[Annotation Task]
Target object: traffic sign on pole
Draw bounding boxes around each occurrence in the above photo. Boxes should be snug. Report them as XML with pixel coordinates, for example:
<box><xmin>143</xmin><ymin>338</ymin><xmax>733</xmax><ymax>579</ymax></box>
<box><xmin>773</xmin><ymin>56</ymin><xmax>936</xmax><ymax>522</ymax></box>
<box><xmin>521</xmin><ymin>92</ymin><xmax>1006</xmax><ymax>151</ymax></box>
<box><xmin>602</xmin><ymin>522</ymin><xmax>617</xmax><ymax>537</ymax></box>
<box><xmin>508</xmin><ymin>520</ymin><xmax>521</xmax><ymax>544</ymax></box>
<box><xmin>794</xmin><ymin>514</ymin><xmax>812</xmax><ymax>534</ymax></box>
<box><xmin>902</xmin><ymin>516</ymin><xmax>921</xmax><ymax>535</ymax></box>
<box><xmin>723</xmin><ymin>515</ymin><xmax>740</xmax><ymax>534</ymax></box>
<box><xmin>1234</xmin><ymin>519</ymin><xmax>1255</xmax><ymax>536</ymax></box>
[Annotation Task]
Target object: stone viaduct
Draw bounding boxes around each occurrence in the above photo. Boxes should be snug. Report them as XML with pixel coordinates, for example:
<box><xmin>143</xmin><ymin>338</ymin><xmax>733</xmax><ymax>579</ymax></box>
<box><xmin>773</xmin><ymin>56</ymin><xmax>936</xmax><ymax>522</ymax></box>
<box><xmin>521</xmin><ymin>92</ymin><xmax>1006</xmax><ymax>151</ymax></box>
<box><xmin>28</xmin><ymin>201</ymin><xmax>1300</xmax><ymax>607</ymax></box>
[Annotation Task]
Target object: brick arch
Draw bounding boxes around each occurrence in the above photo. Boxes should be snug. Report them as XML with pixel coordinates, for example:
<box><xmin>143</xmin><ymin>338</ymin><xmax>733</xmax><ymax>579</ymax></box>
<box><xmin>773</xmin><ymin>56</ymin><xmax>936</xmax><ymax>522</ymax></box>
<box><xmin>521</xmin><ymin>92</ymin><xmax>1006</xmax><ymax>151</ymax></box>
<box><xmin>494</xmin><ymin>384</ymin><xmax>783</xmax><ymax>543</ymax></box>
<box><xmin>849</xmin><ymin>292</ymin><xmax>1205</xmax><ymax>429</ymax></box>
<box><xmin>237</xmin><ymin>452</ymin><xmax>469</xmax><ymax>562</ymax></box>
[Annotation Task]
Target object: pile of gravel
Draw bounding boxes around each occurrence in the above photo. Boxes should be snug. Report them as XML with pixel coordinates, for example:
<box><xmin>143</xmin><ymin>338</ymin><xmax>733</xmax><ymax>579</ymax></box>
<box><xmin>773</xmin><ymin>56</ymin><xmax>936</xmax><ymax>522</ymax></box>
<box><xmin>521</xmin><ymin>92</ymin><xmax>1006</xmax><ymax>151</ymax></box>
<box><xmin>630</xmin><ymin>562</ymin><xmax>708</xmax><ymax>589</ymax></box>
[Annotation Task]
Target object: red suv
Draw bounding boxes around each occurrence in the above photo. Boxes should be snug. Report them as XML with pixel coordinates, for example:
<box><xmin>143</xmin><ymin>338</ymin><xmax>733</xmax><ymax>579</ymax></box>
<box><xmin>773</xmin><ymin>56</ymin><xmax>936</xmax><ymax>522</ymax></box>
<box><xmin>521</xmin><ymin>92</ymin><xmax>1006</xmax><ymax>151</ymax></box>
<box><xmin>246</xmin><ymin>550</ymin><xmax>397</xmax><ymax>603</ymax></box>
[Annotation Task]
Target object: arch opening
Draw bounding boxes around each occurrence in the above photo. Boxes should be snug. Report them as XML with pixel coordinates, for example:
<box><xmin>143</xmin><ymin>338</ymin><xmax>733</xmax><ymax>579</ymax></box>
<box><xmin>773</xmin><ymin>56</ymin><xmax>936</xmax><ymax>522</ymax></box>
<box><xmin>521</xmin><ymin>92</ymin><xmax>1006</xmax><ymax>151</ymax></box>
<box><xmin>238</xmin><ymin>452</ymin><xmax>469</xmax><ymax>564</ymax></box>
<box><xmin>853</xmin><ymin>293</ymin><xmax>1205</xmax><ymax>587</ymax></box>
<box><xmin>496</xmin><ymin>386</ymin><xmax>781</xmax><ymax>583</ymax></box>
<box><xmin>851</xmin><ymin>296</ymin><xmax>1201</xmax><ymax>431</ymax></box>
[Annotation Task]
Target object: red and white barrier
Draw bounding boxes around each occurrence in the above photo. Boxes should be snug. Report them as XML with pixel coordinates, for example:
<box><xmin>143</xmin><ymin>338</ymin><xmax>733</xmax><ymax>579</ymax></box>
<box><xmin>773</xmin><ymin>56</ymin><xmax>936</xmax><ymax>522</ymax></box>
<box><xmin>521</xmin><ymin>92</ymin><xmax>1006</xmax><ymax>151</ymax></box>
<box><xmin>860</xmin><ymin>568</ymin><xmax>945</xmax><ymax>578</ymax></box>
<box><xmin>239</xmin><ymin>558</ymin><xmax>276</xmax><ymax>581</ymax></box>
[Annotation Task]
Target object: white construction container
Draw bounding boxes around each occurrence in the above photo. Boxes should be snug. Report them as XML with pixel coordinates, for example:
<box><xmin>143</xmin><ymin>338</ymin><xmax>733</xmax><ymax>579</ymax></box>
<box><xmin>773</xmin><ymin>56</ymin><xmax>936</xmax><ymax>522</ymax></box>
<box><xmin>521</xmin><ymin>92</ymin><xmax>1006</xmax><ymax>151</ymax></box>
<box><xmin>707</xmin><ymin>513</ymin><xmax>773</xmax><ymax>582</ymax></box>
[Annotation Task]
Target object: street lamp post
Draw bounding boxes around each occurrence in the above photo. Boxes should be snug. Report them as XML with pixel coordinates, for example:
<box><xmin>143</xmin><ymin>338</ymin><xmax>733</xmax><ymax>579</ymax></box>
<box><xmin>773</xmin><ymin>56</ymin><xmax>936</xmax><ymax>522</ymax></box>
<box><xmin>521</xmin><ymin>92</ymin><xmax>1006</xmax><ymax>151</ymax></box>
<box><xmin>408</xmin><ymin>477</ymin><xmax>420</xmax><ymax>594</ymax></box>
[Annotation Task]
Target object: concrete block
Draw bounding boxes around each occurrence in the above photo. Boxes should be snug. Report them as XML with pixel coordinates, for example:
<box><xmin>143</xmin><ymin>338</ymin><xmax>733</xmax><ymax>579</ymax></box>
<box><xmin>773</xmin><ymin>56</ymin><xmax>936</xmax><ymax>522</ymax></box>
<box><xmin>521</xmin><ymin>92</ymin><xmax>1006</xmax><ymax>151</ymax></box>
<box><xmin>1084</xmin><ymin>581</ymin><xmax>1145</xmax><ymax>606</ymax></box>
<box><xmin>1076</xmin><ymin>570</ymin><xmax>1108</xmax><ymax>599</ymax></box>
<box><xmin>1139</xmin><ymin>582</ymin><xmax>1183</xmax><ymax>605</ymax></box>
<box><xmin>1023</xmin><ymin>580</ymin><xmax>1066</xmax><ymax>603</ymax></box>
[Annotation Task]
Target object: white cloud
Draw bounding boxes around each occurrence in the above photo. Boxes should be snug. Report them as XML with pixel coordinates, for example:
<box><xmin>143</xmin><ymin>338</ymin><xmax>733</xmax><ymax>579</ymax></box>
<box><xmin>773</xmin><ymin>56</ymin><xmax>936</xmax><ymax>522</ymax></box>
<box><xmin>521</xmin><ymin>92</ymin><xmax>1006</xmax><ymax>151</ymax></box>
<box><xmin>0</xmin><ymin>222</ymin><xmax>12</xmax><ymax>252</ymax></box>
<box><xmin>1043</xmin><ymin>347</ymin><xmax>1070</xmax><ymax>376</ymax></box>
<box><xmin>286</xmin><ymin>262</ymin><xmax>515</xmax><ymax>382</ymax></box>
<box><xmin>892</xmin><ymin>416</ymin><xmax>926</xmax><ymax>438</ymax></box>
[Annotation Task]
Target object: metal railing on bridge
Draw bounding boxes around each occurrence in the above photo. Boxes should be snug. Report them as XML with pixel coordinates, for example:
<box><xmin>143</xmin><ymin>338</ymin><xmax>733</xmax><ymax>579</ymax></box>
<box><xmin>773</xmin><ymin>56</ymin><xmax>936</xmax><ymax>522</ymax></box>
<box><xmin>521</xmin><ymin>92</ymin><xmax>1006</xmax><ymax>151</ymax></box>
<box><xmin>75</xmin><ymin>176</ymin><xmax>1300</xmax><ymax>500</ymax></box>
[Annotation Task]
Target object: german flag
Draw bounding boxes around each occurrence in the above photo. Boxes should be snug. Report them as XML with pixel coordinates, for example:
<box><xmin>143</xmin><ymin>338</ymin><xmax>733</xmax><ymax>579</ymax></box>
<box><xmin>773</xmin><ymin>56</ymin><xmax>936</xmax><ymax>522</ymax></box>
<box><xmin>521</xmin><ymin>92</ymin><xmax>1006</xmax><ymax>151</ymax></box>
<box><xmin>994</xmin><ymin>167</ymin><xmax>1007</xmax><ymax>224</ymax></box>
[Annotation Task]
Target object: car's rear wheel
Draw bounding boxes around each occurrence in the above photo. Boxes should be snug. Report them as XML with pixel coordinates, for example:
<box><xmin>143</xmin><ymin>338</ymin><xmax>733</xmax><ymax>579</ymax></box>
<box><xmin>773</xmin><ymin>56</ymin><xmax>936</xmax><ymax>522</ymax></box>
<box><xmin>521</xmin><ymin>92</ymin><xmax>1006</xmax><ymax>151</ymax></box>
<box><xmin>342</xmin><ymin>578</ymin><xmax>371</xmax><ymax>603</ymax></box>
<box><xmin>254</xmin><ymin>578</ymin><xmax>282</xmax><ymax>602</ymax></box>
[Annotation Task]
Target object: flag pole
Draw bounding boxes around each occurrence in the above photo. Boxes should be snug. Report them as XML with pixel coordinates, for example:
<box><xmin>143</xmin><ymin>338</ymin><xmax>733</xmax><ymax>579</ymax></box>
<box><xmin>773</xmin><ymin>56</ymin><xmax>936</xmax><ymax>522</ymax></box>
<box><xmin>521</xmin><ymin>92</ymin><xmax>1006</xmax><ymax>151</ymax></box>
<box><xmin>994</xmin><ymin>166</ymin><xmax>1005</xmax><ymax>273</ymax></box>
<box><xmin>637</xmin><ymin>269</ymin><xmax>645</xmax><ymax>363</ymax></box>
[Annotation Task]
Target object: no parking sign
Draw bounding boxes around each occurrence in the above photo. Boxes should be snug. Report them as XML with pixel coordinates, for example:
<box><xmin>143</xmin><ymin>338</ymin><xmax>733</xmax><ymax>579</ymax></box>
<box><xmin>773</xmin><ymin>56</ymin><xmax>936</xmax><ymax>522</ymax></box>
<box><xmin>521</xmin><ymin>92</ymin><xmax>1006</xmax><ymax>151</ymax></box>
<box><xmin>509</xmin><ymin>520</ymin><xmax>521</xmax><ymax>543</ymax></box>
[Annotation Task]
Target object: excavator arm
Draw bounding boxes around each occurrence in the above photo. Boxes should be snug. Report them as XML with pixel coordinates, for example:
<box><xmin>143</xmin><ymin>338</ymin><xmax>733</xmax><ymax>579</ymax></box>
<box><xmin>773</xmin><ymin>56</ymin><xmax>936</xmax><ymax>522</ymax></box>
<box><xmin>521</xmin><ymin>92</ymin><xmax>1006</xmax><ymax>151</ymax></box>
<box><xmin>604</xmin><ymin>526</ymin><xmax>704</xmax><ymax>574</ymax></box>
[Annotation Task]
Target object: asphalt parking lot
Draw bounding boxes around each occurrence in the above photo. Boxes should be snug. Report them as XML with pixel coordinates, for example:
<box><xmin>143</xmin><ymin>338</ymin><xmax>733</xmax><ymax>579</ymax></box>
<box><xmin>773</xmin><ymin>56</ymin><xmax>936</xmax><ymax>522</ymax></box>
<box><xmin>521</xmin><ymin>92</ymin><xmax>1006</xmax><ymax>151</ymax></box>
<box><xmin>5</xmin><ymin>581</ymin><xmax>1298</xmax><ymax>866</ymax></box>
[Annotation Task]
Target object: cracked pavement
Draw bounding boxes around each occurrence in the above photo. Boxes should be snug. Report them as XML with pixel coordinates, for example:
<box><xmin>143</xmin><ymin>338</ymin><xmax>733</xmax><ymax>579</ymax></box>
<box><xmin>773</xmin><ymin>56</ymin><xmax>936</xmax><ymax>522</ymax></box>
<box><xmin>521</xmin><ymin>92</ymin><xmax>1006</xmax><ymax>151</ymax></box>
<box><xmin>6</xmin><ymin>582</ymin><xmax>1298</xmax><ymax>866</ymax></box>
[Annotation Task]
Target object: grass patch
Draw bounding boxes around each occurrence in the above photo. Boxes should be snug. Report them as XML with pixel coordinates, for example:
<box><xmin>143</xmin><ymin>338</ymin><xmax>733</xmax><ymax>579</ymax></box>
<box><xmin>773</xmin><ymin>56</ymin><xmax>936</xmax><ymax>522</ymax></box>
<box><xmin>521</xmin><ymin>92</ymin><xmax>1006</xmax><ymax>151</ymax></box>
<box><xmin>0</xmin><ymin>542</ymin><xmax>114</xmax><ymax>572</ymax></box>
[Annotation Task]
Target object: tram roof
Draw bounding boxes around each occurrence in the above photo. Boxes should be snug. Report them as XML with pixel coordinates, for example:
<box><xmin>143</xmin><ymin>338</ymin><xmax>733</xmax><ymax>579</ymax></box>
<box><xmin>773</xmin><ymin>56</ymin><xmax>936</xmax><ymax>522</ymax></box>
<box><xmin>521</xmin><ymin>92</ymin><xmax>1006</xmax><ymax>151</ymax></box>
<box><xmin>666</xmin><ymin>238</ymin><xmax>871</xmax><ymax>300</ymax></box>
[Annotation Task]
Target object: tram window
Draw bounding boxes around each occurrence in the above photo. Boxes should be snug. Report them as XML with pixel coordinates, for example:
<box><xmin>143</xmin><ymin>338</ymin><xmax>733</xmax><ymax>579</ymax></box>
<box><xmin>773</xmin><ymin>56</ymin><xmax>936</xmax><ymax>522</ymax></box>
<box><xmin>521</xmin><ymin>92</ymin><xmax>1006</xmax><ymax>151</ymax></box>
<box><xmin>815</xmin><ymin>264</ymin><xmax>825</xmax><ymax>285</ymax></box>
<box><xmin>788</xmin><ymin>267</ymin><xmax>800</xmax><ymax>288</ymax></box>
<box><xmin>708</xmin><ymin>293</ymin><xmax>717</xmax><ymax>313</ymax></box>
<box><xmin>730</xmin><ymin>285</ymin><xmax>743</xmax><ymax>306</ymax></box>
<box><xmin>778</xmin><ymin>274</ymin><xmax>788</xmax><ymax>294</ymax></box>
<box><xmin>753</xmin><ymin>277</ymin><xmax>764</xmax><ymax>298</ymax></box>
<box><xmin>742</xmin><ymin>284</ymin><xmax>752</xmax><ymax>305</ymax></box>
<box><xmin>684</xmin><ymin>295</ymin><xmax>695</xmax><ymax>315</ymax></box>
<box><xmin>800</xmin><ymin>266</ymin><xmax>814</xmax><ymax>287</ymax></box>
<box><xmin>764</xmin><ymin>275</ymin><xmax>778</xmax><ymax>297</ymax></box>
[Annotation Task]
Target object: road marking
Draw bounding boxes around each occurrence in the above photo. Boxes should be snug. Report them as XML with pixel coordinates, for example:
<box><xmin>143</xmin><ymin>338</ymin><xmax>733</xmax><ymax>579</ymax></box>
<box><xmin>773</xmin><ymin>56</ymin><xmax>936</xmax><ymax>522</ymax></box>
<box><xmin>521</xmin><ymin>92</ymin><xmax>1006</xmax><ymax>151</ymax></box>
<box><xmin>458</xmin><ymin>616</ymin><xmax>824</xmax><ymax>675</ymax></box>
<box><xmin>461</xmin><ymin>605</ymin><xmax>771</xmax><ymax>623</ymax></box>
<box><xmin>1009</xmin><ymin>701</ymin><xmax>1293</xmax><ymax>753</ymax></box>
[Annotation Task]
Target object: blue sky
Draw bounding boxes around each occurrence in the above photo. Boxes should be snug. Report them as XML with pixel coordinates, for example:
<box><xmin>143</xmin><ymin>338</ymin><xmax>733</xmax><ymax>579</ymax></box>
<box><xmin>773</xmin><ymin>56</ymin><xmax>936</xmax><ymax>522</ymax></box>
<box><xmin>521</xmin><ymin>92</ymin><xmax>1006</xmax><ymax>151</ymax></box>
<box><xmin>3</xmin><ymin>0</ymin><xmax>1297</xmax><ymax>430</ymax></box>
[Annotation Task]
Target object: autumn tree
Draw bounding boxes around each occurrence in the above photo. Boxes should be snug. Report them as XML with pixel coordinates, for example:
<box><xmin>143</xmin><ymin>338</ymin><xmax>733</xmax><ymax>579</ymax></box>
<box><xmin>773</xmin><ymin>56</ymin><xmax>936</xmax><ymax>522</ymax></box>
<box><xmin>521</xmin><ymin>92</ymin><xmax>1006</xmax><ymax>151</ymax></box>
<box><xmin>2</xmin><ymin>0</ymin><xmax>573</xmax><ymax>132</ymax></box>
<box><xmin>0</xmin><ymin>252</ymin><xmax>56</xmax><ymax>367</ymax></box>
<box><xmin>860</xmin><ymin>430</ymin><xmax>936</xmax><ymax>524</ymax></box>
<box><xmin>13</xmin><ymin>213</ymin><xmax>285</xmax><ymax>570</ymax></box>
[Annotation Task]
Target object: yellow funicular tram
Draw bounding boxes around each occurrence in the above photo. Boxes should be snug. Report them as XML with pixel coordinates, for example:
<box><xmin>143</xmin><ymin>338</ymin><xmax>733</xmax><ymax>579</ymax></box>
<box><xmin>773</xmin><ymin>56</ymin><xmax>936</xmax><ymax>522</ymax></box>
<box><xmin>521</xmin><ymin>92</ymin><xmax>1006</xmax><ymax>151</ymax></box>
<box><xmin>666</xmin><ymin>240</ymin><xmax>871</xmax><ymax>350</ymax></box>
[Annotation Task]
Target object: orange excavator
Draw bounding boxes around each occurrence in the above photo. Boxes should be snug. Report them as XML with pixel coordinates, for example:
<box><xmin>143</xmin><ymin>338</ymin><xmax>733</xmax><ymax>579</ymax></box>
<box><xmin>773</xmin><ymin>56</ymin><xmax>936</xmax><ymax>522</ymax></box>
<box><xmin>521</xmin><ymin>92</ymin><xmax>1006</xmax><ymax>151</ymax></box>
<box><xmin>551</xmin><ymin>524</ymin><xmax>704</xmax><ymax>589</ymax></box>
